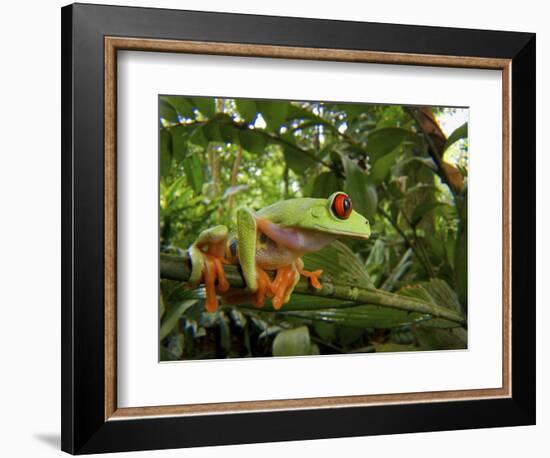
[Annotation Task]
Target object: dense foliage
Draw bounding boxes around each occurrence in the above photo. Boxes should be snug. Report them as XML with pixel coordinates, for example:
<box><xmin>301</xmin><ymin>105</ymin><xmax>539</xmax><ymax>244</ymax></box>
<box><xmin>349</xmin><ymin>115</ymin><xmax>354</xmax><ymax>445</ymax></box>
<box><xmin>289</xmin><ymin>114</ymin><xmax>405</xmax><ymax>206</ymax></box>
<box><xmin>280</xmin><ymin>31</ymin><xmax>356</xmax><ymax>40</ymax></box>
<box><xmin>159</xmin><ymin>96</ymin><xmax>468</xmax><ymax>360</ymax></box>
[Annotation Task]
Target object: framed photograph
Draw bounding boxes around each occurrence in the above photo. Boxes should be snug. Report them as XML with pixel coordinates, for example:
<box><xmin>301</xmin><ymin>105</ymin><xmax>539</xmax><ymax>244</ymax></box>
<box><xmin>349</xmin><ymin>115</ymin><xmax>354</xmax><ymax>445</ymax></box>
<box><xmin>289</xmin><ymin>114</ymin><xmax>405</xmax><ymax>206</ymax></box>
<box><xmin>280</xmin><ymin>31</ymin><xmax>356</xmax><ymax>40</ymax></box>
<box><xmin>61</xmin><ymin>3</ymin><xmax>536</xmax><ymax>454</ymax></box>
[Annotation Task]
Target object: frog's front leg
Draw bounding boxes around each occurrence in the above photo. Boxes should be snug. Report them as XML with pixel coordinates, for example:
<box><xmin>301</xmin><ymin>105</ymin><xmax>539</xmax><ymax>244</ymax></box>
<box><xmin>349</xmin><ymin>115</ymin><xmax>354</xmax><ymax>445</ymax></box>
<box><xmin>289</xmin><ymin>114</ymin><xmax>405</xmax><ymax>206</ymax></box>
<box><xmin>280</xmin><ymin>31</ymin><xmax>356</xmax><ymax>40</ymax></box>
<box><xmin>188</xmin><ymin>226</ymin><xmax>230</xmax><ymax>312</ymax></box>
<box><xmin>236</xmin><ymin>208</ymin><xmax>275</xmax><ymax>308</ymax></box>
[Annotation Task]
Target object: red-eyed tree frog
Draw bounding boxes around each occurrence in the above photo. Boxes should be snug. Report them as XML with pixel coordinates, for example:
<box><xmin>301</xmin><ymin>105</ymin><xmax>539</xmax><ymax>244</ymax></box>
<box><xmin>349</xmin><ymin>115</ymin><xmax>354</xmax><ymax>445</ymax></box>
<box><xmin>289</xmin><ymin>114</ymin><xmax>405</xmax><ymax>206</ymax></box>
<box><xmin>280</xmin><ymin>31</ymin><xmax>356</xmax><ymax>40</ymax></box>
<box><xmin>188</xmin><ymin>192</ymin><xmax>371</xmax><ymax>312</ymax></box>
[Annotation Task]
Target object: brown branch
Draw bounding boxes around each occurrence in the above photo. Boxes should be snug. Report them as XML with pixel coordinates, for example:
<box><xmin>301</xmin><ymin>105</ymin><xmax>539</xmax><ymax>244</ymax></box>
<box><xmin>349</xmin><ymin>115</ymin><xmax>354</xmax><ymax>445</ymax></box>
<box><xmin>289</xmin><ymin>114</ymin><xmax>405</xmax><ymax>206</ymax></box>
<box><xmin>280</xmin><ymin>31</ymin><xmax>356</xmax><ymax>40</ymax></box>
<box><xmin>161</xmin><ymin>253</ymin><xmax>466</xmax><ymax>325</ymax></box>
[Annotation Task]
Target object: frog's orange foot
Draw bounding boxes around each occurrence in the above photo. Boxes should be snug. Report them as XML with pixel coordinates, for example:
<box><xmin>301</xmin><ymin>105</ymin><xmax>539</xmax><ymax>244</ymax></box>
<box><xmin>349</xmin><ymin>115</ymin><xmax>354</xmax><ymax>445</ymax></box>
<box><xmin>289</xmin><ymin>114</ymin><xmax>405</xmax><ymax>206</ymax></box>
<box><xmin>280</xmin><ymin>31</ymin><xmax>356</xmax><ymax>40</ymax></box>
<box><xmin>271</xmin><ymin>265</ymin><xmax>299</xmax><ymax>310</ymax></box>
<box><xmin>202</xmin><ymin>254</ymin><xmax>230</xmax><ymax>313</ymax></box>
<box><xmin>253</xmin><ymin>266</ymin><xmax>274</xmax><ymax>308</ymax></box>
<box><xmin>300</xmin><ymin>269</ymin><xmax>323</xmax><ymax>290</ymax></box>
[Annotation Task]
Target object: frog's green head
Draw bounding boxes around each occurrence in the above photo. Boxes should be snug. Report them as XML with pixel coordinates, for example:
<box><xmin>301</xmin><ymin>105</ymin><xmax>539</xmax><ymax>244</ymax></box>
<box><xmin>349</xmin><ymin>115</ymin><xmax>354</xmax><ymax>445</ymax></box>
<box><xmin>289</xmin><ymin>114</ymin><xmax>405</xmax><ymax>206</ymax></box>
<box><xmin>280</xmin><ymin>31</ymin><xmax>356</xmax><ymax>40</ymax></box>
<box><xmin>303</xmin><ymin>192</ymin><xmax>371</xmax><ymax>239</ymax></box>
<box><xmin>260</xmin><ymin>192</ymin><xmax>371</xmax><ymax>240</ymax></box>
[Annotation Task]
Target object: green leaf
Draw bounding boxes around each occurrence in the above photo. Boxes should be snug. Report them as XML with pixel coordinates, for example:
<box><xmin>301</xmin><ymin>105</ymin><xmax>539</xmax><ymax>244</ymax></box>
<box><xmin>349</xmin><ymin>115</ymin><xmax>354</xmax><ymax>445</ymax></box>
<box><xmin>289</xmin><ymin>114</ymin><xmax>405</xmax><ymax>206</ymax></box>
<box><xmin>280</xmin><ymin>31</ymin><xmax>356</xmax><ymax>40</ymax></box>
<box><xmin>311</xmin><ymin>172</ymin><xmax>340</xmax><ymax>198</ymax></box>
<box><xmin>159</xmin><ymin>129</ymin><xmax>172</xmax><ymax>177</ymax></box>
<box><xmin>218</xmin><ymin>315</ymin><xmax>231</xmax><ymax>353</ymax></box>
<box><xmin>159</xmin><ymin>99</ymin><xmax>178</xmax><ymax>124</ymax></box>
<box><xmin>238</xmin><ymin>129</ymin><xmax>266</xmax><ymax>154</ymax></box>
<box><xmin>341</xmin><ymin>155</ymin><xmax>377</xmax><ymax>219</ymax></box>
<box><xmin>370</xmin><ymin>148</ymin><xmax>401</xmax><ymax>184</ymax></box>
<box><xmin>219</xmin><ymin>123</ymin><xmax>239</xmax><ymax>144</ymax></box>
<box><xmin>286</xmin><ymin>104</ymin><xmax>317</xmax><ymax>121</ymax></box>
<box><xmin>189</xmin><ymin>125</ymin><xmax>208</xmax><ymax>149</ymax></box>
<box><xmin>283</xmin><ymin>145</ymin><xmax>316</xmax><ymax>173</ymax></box>
<box><xmin>272</xmin><ymin>326</ymin><xmax>312</xmax><ymax>356</ymax></box>
<box><xmin>303</xmin><ymin>241</ymin><xmax>374</xmax><ymax>288</ymax></box>
<box><xmin>366</xmin><ymin>239</ymin><xmax>385</xmax><ymax>267</ymax></box>
<box><xmin>372</xmin><ymin>342</ymin><xmax>419</xmax><ymax>353</ymax></box>
<box><xmin>160</xmin><ymin>300</ymin><xmax>197</xmax><ymax>340</ymax></box>
<box><xmin>455</xmin><ymin>226</ymin><xmax>467</xmax><ymax>310</ymax></box>
<box><xmin>410</xmin><ymin>202</ymin><xmax>446</xmax><ymax>227</ymax></box>
<box><xmin>287</xmin><ymin>306</ymin><xmax>430</xmax><ymax>329</ymax></box>
<box><xmin>412</xmin><ymin>326</ymin><xmax>467</xmax><ymax>349</ymax></box>
<box><xmin>367</xmin><ymin>128</ymin><xmax>411</xmax><ymax>161</ymax></box>
<box><xmin>273</xmin><ymin>293</ymin><xmax>356</xmax><ymax>311</ymax></box>
<box><xmin>182</xmin><ymin>153</ymin><xmax>204</xmax><ymax>195</ymax></box>
<box><xmin>190</xmin><ymin>97</ymin><xmax>216</xmax><ymax>118</ymax></box>
<box><xmin>399</xmin><ymin>279</ymin><xmax>461</xmax><ymax>312</ymax></box>
<box><xmin>203</xmin><ymin>122</ymin><xmax>223</xmax><ymax>142</ymax></box>
<box><xmin>161</xmin><ymin>96</ymin><xmax>194</xmax><ymax>119</ymax></box>
<box><xmin>339</xmin><ymin>103</ymin><xmax>368</xmax><ymax>119</ymax></box>
<box><xmin>444</xmin><ymin>122</ymin><xmax>468</xmax><ymax>151</ymax></box>
<box><xmin>171</xmin><ymin>124</ymin><xmax>193</xmax><ymax>162</ymax></box>
<box><xmin>235</xmin><ymin>99</ymin><xmax>258</xmax><ymax>123</ymax></box>
<box><xmin>257</xmin><ymin>100</ymin><xmax>289</xmax><ymax>132</ymax></box>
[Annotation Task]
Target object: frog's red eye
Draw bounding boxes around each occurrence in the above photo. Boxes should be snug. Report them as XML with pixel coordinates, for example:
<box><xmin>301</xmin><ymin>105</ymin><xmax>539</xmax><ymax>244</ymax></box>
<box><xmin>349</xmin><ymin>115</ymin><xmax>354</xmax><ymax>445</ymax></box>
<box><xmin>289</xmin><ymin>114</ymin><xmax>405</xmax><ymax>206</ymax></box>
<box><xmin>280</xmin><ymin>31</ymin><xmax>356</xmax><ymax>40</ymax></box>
<box><xmin>331</xmin><ymin>193</ymin><xmax>352</xmax><ymax>219</ymax></box>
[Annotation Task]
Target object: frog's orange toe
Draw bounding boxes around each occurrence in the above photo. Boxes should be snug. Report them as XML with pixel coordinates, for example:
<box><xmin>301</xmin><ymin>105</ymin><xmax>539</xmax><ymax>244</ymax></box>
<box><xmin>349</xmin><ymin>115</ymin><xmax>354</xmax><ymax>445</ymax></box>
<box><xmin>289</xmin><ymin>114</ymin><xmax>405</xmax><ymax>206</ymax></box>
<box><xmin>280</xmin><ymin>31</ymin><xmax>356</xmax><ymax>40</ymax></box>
<box><xmin>253</xmin><ymin>266</ymin><xmax>273</xmax><ymax>308</ymax></box>
<box><xmin>301</xmin><ymin>269</ymin><xmax>323</xmax><ymax>290</ymax></box>
<box><xmin>202</xmin><ymin>254</ymin><xmax>230</xmax><ymax>312</ymax></box>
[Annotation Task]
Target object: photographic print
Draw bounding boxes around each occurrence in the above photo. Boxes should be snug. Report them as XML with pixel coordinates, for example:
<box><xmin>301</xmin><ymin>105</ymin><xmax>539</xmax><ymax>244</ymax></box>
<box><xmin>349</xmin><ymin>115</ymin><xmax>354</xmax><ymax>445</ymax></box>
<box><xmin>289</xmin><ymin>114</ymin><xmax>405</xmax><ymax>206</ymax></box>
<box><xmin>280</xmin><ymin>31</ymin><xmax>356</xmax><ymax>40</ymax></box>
<box><xmin>159</xmin><ymin>96</ymin><xmax>468</xmax><ymax>361</ymax></box>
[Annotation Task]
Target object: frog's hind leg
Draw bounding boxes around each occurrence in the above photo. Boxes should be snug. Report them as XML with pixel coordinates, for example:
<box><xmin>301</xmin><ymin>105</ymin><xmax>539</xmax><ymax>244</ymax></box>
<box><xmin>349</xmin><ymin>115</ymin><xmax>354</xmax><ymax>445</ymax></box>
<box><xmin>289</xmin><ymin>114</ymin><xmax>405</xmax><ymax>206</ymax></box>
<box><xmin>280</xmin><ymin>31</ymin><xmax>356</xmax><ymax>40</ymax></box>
<box><xmin>188</xmin><ymin>226</ymin><xmax>230</xmax><ymax>312</ymax></box>
<box><xmin>271</xmin><ymin>264</ymin><xmax>300</xmax><ymax>310</ymax></box>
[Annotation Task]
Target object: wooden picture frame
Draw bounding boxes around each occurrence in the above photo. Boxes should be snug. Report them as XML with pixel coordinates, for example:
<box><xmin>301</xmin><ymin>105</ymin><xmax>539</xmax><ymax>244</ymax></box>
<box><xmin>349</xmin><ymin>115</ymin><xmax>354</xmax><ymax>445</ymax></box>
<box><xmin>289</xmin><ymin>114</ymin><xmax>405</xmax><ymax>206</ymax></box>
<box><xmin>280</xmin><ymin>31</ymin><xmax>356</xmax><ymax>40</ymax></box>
<box><xmin>61</xmin><ymin>3</ymin><xmax>536</xmax><ymax>454</ymax></box>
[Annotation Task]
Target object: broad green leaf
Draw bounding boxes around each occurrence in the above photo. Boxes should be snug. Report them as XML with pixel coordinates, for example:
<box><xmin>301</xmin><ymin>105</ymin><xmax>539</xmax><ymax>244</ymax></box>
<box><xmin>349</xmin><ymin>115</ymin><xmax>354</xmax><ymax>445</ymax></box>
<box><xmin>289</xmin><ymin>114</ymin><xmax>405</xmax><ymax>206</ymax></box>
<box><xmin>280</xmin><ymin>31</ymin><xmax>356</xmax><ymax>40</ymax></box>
<box><xmin>366</xmin><ymin>239</ymin><xmax>385</xmax><ymax>267</ymax></box>
<box><xmin>285</xmin><ymin>105</ymin><xmax>337</xmax><ymax>133</ymax></box>
<box><xmin>444</xmin><ymin>122</ymin><xmax>468</xmax><ymax>151</ymax></box>
<box><xmin>286</xmin><ymin>104</ymin><xmax>317</xmax><ymax>121</ymax></box>
<box><xmin>219</xmin><ymin>123</ymin><xmax>239</xmax><ymax>144</ymax></box>
<box><xmin>311</xmin><ymin>172</ymin><xmax>340</xmax><ymax>198</ymax></box>
<box><xmin>189</xmin><ymin>125</ymin><xmax>208</xmax><ymax>148</ymax></box>
<box><xmin>303</xmin><ymin>240</ymin><xmax>374</xmax><ymax>288</ymax></box>
<box><xmin>410</xmin><ymin>202</ymin><xmax>446</xmax><ymax>227</ymax></box>
<box><xmin>238</xmin><ymin>129</ymin><xmax>266</xmax><ymax>154</ymax></box>
<box><xmin>341</xmin><ymin>155</ymin><xmax>377</xmax><ymax>219</ymax></box>
<box><xmin>286</xmin><ymin>306</ymin><xmax>430</xmax><ymax>329</ymax></box>
<box><xmin>337</xmin><ymin>103</ymin><xmax>367</xmax><ymax>119</ymax></box>
<box><xmin>183</xmin><ymin>153</ymin><xmax>204</xmax><ymax>195</ymax></box>
<box><xmin>190</xmin><ymin>97</ymin><xmax>216</xmax><ymax>118</ymax></box>
<box><xmin>273</xmin><ymin>293</ymin><xmax>356</xmax><ymax>311</ymax></box>
<box><xmin>399</xmin><ymin>278</ymin><xmax>462</xmax><ymax>313</ymax></box>
<box><xmin>272</xmin><ymin>326</ymin><xmax>312</xmax><ymax>356</ymax></box>
<box><xmin>367</xmin><ymin>128</ymin><xmax>411</xmax><ymax>160</ymax></box>
<box><xmin>370</xmin><ymin>148</ymin><xmax>401</xmax><ymax>184</ymax></box>
<box><xmin>160</xmin><ymin>300</ymin><xmax>197</xmax><ymax>340</ymax></box>
<box><xmin>159</xmin><ymin>99</ymin><xmax>178</xmax><ymax>124</ymax></box>
<box><xmin>313</xmin><ymin>321</ymin><xmax>337</xmax><ymax>341</ymax></box>
<box><xmin>161</xmin><ymin>96</ymin><xmax>194</xmax><ymax>119</ymax></box>
<box><xmin>203</xmin><ymin>122</ymin><xmax>223</xmax><ymax>142</ymax></box>
<box><xmin>171</xmin><ymin>124</ymin><xmax>192</xmax><ymax>162</ymax></box>
<box><xmin>235</xmin><ymin>99</ymin><xmax>258</xmax><ymax>123</ymax></box>
<box><xmin>159</xmin><ymin>129</ymin><xmax>172</xmax><ymax>177</ymax></box>
<box><xmin>257</xmin><ymin>100</ymin><xmax>289</xmax><ymax>132</ymax></box>
<box><xmin>283</xmin><ymin>145</ymin><xmax>316</xmax><ymax>173</ymax></box>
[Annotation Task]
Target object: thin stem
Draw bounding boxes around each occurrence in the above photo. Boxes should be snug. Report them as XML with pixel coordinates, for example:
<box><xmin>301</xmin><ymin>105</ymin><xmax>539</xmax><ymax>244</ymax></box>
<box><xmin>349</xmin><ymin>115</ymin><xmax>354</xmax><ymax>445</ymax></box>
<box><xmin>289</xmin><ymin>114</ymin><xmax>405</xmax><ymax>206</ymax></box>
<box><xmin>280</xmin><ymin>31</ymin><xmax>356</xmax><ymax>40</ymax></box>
<box><xmin>378</xmin><ymin>207</ymin><xmax>434</xmax><ymax>278</ymax></box>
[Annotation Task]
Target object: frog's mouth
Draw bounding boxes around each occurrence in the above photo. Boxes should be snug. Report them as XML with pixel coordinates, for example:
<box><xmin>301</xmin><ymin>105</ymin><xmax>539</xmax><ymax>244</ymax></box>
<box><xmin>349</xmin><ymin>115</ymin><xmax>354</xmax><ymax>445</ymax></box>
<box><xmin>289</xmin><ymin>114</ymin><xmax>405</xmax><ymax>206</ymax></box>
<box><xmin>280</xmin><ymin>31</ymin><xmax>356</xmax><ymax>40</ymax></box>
<box><xmin>312</xmin><ymin>226</ymin><xmax>370</xmax><ymax>240</ymax></box>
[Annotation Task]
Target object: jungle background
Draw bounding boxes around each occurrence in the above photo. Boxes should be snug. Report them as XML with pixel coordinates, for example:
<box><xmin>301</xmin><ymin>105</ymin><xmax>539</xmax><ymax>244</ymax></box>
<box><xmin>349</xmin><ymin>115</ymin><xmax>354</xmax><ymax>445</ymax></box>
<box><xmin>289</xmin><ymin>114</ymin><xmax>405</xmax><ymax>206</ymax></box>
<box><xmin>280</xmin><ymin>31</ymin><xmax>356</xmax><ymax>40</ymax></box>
<box><xmin>159</xmin><ymin>95</ymin><xmax>468</xmax><ymax>361</ymax></box>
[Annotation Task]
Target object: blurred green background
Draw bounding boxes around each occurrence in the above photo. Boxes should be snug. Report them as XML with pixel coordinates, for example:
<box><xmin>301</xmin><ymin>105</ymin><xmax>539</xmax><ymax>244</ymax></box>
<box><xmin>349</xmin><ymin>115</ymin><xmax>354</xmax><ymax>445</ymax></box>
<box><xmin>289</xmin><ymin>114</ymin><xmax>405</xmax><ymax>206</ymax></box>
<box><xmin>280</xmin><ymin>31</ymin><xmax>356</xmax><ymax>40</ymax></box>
<box><xmin>159</xmin><ymin>96</ymin><xmax>468</xmax><ymax>361</ymax></box>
